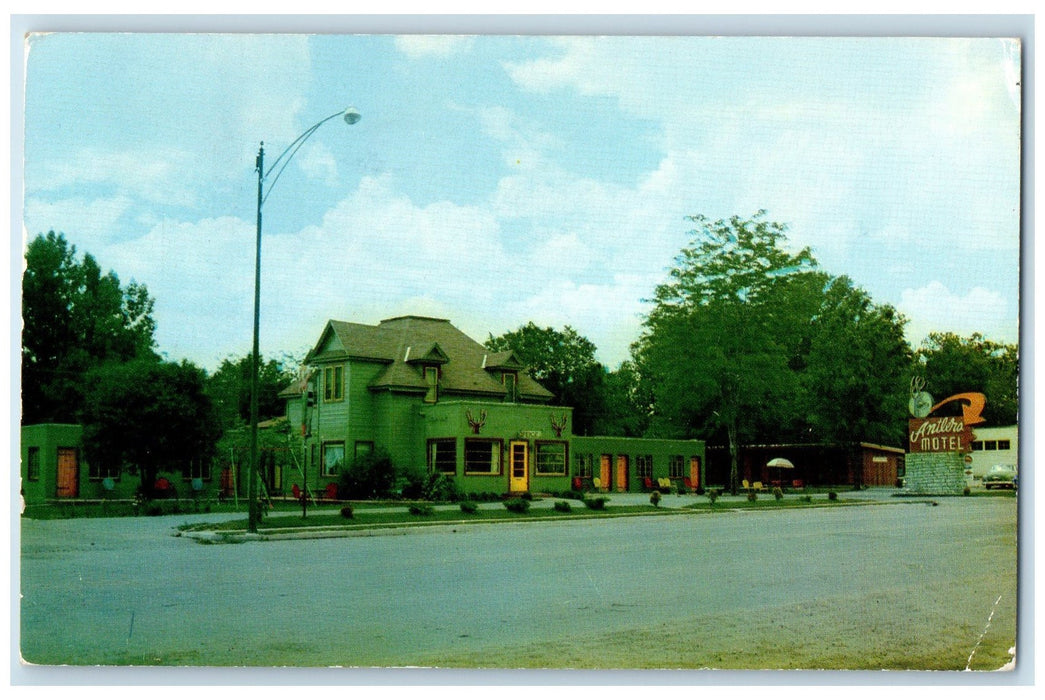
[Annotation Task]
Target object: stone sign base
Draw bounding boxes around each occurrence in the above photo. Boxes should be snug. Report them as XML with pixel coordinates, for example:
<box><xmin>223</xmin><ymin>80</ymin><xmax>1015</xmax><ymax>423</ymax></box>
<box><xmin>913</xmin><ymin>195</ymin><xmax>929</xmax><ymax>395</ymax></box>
<box><xmin>903</xmin><ymin>452</ymin><xmax>967</xmax><ymax>495</ymax></box>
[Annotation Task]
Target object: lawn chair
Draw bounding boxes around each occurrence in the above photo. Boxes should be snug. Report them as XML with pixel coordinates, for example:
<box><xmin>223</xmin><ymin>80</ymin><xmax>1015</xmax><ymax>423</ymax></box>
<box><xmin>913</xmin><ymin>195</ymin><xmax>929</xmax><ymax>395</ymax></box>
<box><xmin>658</xmin><ymin>477</ymin><xmax>672</xmax><ymax>491</ymax></box>
<box><xmin>742</xmin><ymin>479</ymin><xmax>751</xmax><ymax>491</ymax></box>
<box><xmin>683</xmin><ymin>477</ymin><xmax>697</xmax><ymax>492</ymax></box>
<box><xmin>643</xmin><ymin>477</ymin><xmax>656</xmax><ymax>492</ymax></box>
<box><xmin>791</xmin><ymin>479</ymin><xmax>805</xmax><ymax>490</ymax></box>
<box><xmin>753</xmin><ymin>481</ymin><xmax>767</xmax><ymax>492</ymax></box>
<box><xmin>592</xmin><ymin>477</ymin><xmax>603</xmax><ymax>492</ymax></box>
<box><xmin>572</xmin><ymin>477</ymin><xmax>584</xmax><ymax>492</ymax></box>
<box><xmin>323</xmin><ymin>483</ymin><xmax>338</xmax><ymax>501</ymax></box>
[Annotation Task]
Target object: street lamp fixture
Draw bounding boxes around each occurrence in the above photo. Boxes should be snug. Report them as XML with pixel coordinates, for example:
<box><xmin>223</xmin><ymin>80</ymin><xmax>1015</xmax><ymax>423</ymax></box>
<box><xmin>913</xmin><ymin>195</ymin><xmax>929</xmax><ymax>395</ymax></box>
<box><xmin>248</xmin><ymin>106</ymin><xmax>360</xmax><ymax>534</ymax></box>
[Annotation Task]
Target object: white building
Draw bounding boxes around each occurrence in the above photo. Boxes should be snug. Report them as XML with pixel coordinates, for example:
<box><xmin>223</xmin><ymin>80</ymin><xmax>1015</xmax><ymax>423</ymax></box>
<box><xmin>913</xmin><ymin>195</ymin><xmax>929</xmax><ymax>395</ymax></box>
<box><xmin>968</xmin><ymin>425</ymin><xmax>1018</xmax><ymax>480</ymax></box>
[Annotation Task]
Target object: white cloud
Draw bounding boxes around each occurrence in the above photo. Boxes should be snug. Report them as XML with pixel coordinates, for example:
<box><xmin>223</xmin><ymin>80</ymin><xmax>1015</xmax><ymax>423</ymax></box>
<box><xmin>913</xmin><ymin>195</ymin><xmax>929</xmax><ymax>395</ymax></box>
<box><xmin>900</xmin><ymin>281</ymin><xmax>1016</xmax><ymax>347</ymax></box>
<box><xmin>500</xmin><ymin>275</ymin><xmax>658</xmax><ymax>368</ymax></box>
<box><xmin>24</xmin><ymin>195</ymin><xmax>135</xmax><ymax>246</ymax></box>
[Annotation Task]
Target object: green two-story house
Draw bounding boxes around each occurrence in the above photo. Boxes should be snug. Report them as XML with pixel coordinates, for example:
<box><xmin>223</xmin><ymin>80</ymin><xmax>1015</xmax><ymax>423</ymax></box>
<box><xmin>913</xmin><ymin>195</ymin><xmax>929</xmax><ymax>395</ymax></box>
<box><xmin>282</xmin><ymin>315</ymin><xmax>705</xmax><ymax>497</ymax></box>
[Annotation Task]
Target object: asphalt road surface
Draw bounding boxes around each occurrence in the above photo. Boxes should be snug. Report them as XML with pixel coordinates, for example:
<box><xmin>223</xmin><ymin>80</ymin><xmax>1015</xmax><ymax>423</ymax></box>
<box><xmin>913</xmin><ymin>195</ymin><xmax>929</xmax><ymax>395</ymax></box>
<box><xmin>18</xmin><ymin>493</ymin><xmax>1018</xmax><ymax>674</ymax></box>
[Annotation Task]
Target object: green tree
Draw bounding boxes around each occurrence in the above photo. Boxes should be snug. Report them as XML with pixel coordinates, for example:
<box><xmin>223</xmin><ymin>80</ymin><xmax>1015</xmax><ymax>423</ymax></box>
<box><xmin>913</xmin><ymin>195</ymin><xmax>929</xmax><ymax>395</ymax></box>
<box><xmin>796</xmin><ymin>276</ymin><xmax>912</xmax><ymax>448</ymax></box>
<box><xmin>914</xmin><ymin>332</ymin><xmax>1018</xmax><ymax>426</ymax></box>
<box><xmin>22</xmin><ymin>231</ymin><xmax>156</xmax><ymax>424</ymax></box>
<box><xmin>206</xmin><ymin>354</ymin><xmax>297</xmax><ymax>430</ymax></box>
<box><xmin>592</xmin><ymin>360</ymin><xmax>652</xmax><ymax>437</ymax></box>
<box><xmin>634</xmin><ymin>211</ymin><xmax>819</xmax><ymax>494</ymax></box>
<box><xmin>80</xmin><ymin>358</ymin><xmax>222</xmax><ymax>497</ymax></box>
<box><xmin>485</xmin><ymin>323</ymin><xmax>607</xmax><ymax>435</ymax></box>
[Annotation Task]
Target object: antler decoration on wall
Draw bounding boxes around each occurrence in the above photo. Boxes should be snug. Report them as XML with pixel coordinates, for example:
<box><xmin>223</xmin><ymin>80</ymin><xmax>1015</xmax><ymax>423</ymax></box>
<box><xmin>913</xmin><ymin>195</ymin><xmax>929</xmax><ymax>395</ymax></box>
<box><xmin>466</xmin><ymin>409</ymin><xmax>488</xmax><ymax>434</ymax></box>
<box><xmin>550</xmin><ymin>413</ymin><xmax>568</xmax><ymax>437</ymax></box>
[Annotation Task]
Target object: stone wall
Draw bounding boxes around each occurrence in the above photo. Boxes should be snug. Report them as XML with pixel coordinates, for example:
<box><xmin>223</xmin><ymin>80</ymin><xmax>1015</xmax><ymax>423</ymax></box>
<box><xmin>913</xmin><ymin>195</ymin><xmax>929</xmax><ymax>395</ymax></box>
<box><xmin>904</xmin><ymin>452</ymin><xmax>967</xmax><ymax>495</ymax></box>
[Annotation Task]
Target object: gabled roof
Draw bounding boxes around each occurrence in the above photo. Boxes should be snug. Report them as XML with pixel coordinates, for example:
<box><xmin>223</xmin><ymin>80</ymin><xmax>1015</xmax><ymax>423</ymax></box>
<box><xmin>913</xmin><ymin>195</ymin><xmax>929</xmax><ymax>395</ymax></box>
<box><xmin>277</xmin><ymin>374</ymin><xmax>309</xmax><ymax>398</ymax></box>
<box><xmin>405</xmin><ymin>342</ymin><xmax>450</xmax><ymax>366</ymax></box>
<box><xmin>302</xmin><ymin>316</ymin><xmax>553</xmax><ymax>401</ymax></box>
<box><xmin>484</xmin><ymin>350</ymin><xmax>526</xmax><ymax>371</ymax></box>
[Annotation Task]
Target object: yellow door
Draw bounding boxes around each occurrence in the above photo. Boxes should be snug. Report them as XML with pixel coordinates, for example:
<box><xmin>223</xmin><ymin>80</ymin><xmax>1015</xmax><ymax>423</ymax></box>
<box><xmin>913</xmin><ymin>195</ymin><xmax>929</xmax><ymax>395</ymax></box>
<box><xmin>509</xmin><ymin>441</ymin><xmax>529</xmax><ymax>493</ymax></box>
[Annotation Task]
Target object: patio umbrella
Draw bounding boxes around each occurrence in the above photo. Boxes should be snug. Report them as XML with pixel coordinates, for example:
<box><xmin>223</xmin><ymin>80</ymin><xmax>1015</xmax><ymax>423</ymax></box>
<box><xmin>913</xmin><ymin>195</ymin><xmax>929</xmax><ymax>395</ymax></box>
<box><xmin>767</xmin><ymin>457</ymin><xmax>794</xmax><ymax>486</ymax></box>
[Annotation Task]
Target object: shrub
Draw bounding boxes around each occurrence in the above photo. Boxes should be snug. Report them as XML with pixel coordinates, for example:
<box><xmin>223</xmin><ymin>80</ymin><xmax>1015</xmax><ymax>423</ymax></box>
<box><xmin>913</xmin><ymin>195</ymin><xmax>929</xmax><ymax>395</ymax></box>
<box><xmin>504</xmin><ymin>498</ymin><xmax>530</xmax><ymax>514</ymax></box>
<box><xmin>747</xmin><ymin>491</ymin><xmax>757</xmax><ymax>502</ymax></box>
<box><xmin>553</xmin><ymin>500</ymin><xmax>572</xmax><ymax>513</ymax></box>
<box><xmin>963</xmin><ymin>486</ymin><xmax>972</xmax><ymax>496</ymax></box>
<box><xmin>583</xmin><ymin>497</ymin><xmax>608</xmax><ymax>510</ymax></box>
<box><xmin>459</xmin><ymin>501</ymin><xmax>478</xmax><ymax>514</ymax></box>
<box><xmin>773</xmin><ymin>487</ymin><xmax>783</xmax><ymax>501</ymax></box>
<box><xmin>339</xmin><ymin>450</ymin><xmax>397</xmax><ymax>500</ymax></box>
<box><xmin>828</xmin><ymin>491</ymin><xmax>838</xmax><ymax>501</ymax></box>
<box><xmin>696</xmin><ymin>487</ymin><xmax>705</xmax><ymax>496</ymax></box>
<box><xmin>707</xmin><ymin>490</ymin><xmax>718</xmax><ymax>506</ymax></box>
<box><xmin>339</xmin><ymin>505</ymin><xmax>354</xmax><ymax>519</ymax></box>
<box><xmin>649</xmin><ymin>490</ymin><xmax>662</xmax><ymax>507</ymax></box>
<box><xmin>567</xmin><ymin>490</ymin><xmax>585</xmax><ymax>501</ymax></box>
<box><xmin>520</xmin><ymin>491</ymin><xmax>534</xmax><ymax>501</ymax></box>
<box><xmin>408</xmin><ymin>503</ymin><xmax>434</xmax><ymax>516</ymax></box>
<box><xmin>802</xmin><ymin>494</ymin><xmax>812</xmax><ymax>503</ymax></box>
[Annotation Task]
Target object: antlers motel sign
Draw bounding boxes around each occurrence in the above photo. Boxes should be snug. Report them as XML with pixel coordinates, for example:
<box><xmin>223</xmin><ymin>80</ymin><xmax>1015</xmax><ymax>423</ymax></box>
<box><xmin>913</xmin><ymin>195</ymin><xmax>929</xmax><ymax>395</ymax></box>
<box><xmin>908</xmin><ymin>416</ymin><xmax>973</xmax><ymax>453</ymax></box>
<box><xmin>905</xmin><ymin>379</ymin><xmax>987</xmax><ymax>494</ymax></box>
<box><xmin>907</xmin><ymin>389</ymin><xmax>986</xmax><ymax>452</ymax></box>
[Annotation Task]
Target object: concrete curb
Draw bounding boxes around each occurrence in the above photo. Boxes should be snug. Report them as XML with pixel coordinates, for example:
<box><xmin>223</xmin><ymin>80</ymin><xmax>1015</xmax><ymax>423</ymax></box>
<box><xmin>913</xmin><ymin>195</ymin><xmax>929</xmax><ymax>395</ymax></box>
<box><xmin>175</xmin><ymin>494</ymin><xmax>930</xmax><ymax>544</ymax></box>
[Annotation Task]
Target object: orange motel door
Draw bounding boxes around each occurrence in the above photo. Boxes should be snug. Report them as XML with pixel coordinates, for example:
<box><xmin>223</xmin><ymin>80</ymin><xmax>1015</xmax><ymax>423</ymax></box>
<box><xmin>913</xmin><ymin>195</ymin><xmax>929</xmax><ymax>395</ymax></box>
<box><xmin>56</xmin><ymin>447</ymin><xmax>79</xmax><ymax>498</ymax></box>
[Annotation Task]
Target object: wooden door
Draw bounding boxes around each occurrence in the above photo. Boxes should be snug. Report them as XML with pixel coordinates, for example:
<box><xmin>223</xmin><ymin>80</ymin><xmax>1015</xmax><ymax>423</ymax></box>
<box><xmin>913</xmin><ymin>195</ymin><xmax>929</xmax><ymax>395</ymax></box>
<box><xmin>616</xmin><ymin>455</ymin><xmax>629</xmax><ymax>492</ymax></box>
<box><xmin>599</xmin><ymin>454</ymin><xmax>611</xmax><ymax>492</ymax></box>
<box><xmin>56</xmin><ymin>448</ymin><xmax>79</xmax><ymax>498</ymax></box>
<box><xmin>690</xmin><ymin>456</ymin><xmax>701</xmax><ymax>490</ymax></box>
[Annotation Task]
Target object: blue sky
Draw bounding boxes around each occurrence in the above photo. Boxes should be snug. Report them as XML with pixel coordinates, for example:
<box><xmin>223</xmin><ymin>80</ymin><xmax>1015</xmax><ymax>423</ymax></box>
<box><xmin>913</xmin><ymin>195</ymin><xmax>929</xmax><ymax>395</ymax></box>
<box><xmin>20</xmin><ymin>30</ymin><xmax>1022</xmax><ymax>371</ymax></box>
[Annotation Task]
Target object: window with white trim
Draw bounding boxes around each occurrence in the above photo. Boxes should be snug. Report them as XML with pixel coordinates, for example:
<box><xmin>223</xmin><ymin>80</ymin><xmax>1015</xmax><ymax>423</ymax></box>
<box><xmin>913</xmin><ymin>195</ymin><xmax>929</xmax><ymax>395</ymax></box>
<box><xmin>428</xmin><ymin>439</ymin><xmax>457</xmax><ymax>474</ymax></box>
<box><xmin>669</xmin><ymin>455</ymin><xmax>685</xmax><ymax>478</ymax></box>
<box><xmin>323</xmin><ymin>442</ymin><xmax>345</xmax><ymax>477</ymax></box>
<box><xmin>464</xmin><ymin>439</ymin><xmax>502</xmax><ymax>474</ymax></box>
<box><xmin>636</xmin><ymin>454</ymin><xmax>653</xmax><ymax>479</ymax></box>
<box><xmin>324</xmin><ymin>365</ymin><xmax>344</xmax><ymax>402</ymax></box>
<box><xmin>535</xmin><ymin>441</ymin><xmax>567</xmax><ymax>475</ymax></box>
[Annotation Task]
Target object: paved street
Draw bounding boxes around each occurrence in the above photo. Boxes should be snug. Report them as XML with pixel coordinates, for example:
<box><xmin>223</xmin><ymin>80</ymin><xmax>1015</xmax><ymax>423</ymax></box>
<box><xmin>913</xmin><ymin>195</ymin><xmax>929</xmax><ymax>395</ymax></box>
<box><xmin>18</xmin><ymin>491</ymin><xmax>1018</xmax><ymax>674</ymax></box>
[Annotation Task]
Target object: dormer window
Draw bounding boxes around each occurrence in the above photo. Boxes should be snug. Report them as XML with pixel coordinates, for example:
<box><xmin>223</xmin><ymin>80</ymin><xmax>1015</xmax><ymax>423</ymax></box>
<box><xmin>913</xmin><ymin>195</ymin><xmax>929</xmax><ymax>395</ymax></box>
<box><xmin>502</xmin><ymin>371</ymin><xmax>518</xmax><ymax>402</ymax></box>
<box><xmin>424</xmin><ymin>365</ymin><xmax>439</xmax><ymax>403</ymax></box>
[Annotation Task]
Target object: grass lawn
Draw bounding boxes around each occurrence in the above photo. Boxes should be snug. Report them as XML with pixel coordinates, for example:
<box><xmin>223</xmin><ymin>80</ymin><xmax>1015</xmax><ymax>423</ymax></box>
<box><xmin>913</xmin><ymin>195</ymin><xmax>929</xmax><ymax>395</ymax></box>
<box><xmin>180</xmin><ymin>502</ymin><xmax>666</xmax><ymax>533</ymax></box>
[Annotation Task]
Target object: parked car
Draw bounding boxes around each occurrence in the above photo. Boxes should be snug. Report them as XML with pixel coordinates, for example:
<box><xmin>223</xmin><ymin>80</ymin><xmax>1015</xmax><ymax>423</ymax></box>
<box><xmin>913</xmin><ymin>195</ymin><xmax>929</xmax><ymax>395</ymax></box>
<box><xmin>983</xmin><ymin>464</ymin><xmax>1017</xmax><ymax>490</ymax></box>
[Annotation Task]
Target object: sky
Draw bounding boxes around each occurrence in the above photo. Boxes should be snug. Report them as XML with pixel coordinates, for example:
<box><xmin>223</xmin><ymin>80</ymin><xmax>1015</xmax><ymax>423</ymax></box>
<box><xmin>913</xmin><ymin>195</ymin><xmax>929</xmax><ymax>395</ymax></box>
<box><xmin>18</xmin><ymin>27</ymin><xmax>1023</xmax><ymax>373</ymax></box>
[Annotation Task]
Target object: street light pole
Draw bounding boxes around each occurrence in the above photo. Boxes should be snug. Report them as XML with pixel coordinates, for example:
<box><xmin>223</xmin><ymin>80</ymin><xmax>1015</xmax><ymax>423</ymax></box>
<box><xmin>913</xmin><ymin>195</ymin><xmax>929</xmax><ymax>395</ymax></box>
<box><xmin>247</xmin><ymin>107</ymin><xmax>361</xmax><ymax>534</ymax></box>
